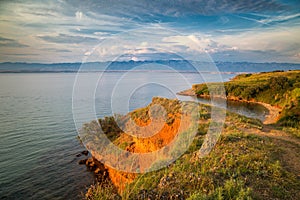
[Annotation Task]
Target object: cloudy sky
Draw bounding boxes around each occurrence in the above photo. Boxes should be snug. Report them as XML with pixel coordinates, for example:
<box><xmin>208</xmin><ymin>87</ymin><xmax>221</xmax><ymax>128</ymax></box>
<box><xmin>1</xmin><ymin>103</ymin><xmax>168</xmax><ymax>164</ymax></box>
<box><xmin>0</xmin><ymin>0</ymin><xmax>299</xmax><ymax>63</ymax></box>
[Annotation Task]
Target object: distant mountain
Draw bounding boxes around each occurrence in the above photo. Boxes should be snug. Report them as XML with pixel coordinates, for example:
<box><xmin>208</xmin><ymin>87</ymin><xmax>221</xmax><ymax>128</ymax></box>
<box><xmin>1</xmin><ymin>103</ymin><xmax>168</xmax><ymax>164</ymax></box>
<box><xmin>0</xmin><ymin>60</ymin><xmax>299</xmax><ymax>73</ymax></box>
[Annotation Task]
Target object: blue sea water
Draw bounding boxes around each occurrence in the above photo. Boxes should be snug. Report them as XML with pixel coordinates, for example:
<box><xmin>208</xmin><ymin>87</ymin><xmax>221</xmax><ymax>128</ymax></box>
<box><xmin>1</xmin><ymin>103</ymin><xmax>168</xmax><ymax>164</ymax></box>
<box><xmin>0</xmin><ymin>73</ymin><xmax>94</xmax><ymax>199</ymax></box>
<box><xmin>0</xmin><ymin>71</ymin><xmax>266</xmax><ymax>199</ymax></box>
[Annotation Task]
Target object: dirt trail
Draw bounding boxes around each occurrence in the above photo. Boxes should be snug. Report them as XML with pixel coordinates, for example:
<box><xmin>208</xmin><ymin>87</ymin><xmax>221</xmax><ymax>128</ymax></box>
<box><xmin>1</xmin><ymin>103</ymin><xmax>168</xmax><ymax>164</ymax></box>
<box><xmin>238</xmin><ymin>125</ymin><xmax>300</xmax><ymax>177</ymax></box>
<box><xmin>239</xmin><ymin>125</ymin><xmax>300</xmax><ymax>146</ymax></box>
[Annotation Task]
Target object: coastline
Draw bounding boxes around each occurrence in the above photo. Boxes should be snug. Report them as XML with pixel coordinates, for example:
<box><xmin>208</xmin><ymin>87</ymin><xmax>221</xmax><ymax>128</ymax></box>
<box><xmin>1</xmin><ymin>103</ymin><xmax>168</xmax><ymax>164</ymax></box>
<box><xmin>81</xmin><ymin>94</ymin><xmax>299</xmax><ymax>199</ymax></box>
<box><xmin>177</xmin><ymin>89</ymin><xmax>282</xmax><ymax>125</ymax></box>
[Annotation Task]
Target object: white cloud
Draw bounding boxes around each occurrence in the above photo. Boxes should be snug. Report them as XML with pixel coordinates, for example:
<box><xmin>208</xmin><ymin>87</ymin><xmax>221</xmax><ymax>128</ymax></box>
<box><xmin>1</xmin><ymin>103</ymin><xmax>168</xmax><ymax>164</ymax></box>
<box><xmin>125</xmin><ymin>47</ymin><xmax>155</xmax><ymax>55</ymax></box>
<box><xmin>0</xmin><ymin>1</ymin><xmax>299</xmax><ymax>63</ymax></box>
<box><xmin>84</xmin><ymin>51</ymin><xmax>92</xmax><ymax>56</ymax></box>
<box><xmin>161</xmin><ymin>34</ymin><xmax>238</xmax><ymax>54</ymax></box>
<box><xmin>141</xmin><ymin>42</ymin><xmax>148</xmax><ymax>46</ymax></box>
<box><xmin>162</xmin><ymin>35</ymin><xmax>207</xmax><ymax>52</ymax></box>
<box><xmin>76</xmin><ymin>11</ymin><xmax>83</xmax><ymax>20</ymax></box>
<box><xmin>294</xmin><ymin>53</ymin><xmax>300</xmax><ymax>58</ymax></box>
<box><xmin>258</xmin><ymin>13</ymin><xmax>300</xmax><ymax>24</ymax></box>
<box><xmin>130</xmin><ymin>56</ymin><xmax>139</xmax><ymax>61</ymax></box>
<box><xmin>215</xmin><ymin>27</ymin><xmax>300</xmax><ymax>53</ymax></box>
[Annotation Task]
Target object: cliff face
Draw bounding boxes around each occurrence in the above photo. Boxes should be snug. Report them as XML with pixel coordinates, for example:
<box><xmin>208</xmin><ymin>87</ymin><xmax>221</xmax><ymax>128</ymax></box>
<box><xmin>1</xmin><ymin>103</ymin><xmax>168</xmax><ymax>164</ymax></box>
<box><xmin>81</xmin><ymin>97</ymin><xmax>202</xmax><ymax>192</ymax></box>
<box><xmin>82</xmin><ymin>96</ymin><xmax>300</xmax><ymax>199</ymax></box>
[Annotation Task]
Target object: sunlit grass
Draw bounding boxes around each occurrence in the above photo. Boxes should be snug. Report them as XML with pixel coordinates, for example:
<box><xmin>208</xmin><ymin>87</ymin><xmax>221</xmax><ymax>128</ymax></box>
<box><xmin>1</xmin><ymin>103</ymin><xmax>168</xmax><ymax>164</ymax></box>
<box><xmin>86</xmin><ymin>112</ymin><xmax>300</xmax><ymax>199</ymax></box>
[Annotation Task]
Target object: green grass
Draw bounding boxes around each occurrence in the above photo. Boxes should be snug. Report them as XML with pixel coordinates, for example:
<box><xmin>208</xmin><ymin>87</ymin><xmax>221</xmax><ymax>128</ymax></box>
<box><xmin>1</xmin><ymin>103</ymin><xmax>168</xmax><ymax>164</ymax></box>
<box><xmin>85</xmin><ymin>181</ymin><xmax>121</xmax><ymax>200</ymax></box>
<box><xmin>86</xmin><ymin>112</ymin><xmax>300</xmax><ymax>199</ymax></box>
<box><xmin>87</xmin><ymin>130</ymin><xmax>299</xmax><ymax>199</ymax></box>
<box><xmin>130</xmin><ymin>97</ymin><xmax>182</xmax><ymax>123</ymax></box>
<box><xmin>84</xmin><ymin>96</ymin><xmax>300</xmax><ymax>200</ymax></box>
<box><xmin>193</xmin><ymin>70</ymin><xmax>300</xmax><ymax>128</ymax></box>
<box><xmin>282</xmin><ymin>127</ymin><xmax>300</xmax><ymax>139</ymax></box>
<box><xmin>187</xmin><ymin>178</ymin><xmax>252</xmax><ymax>200</ymax></box>
<box><xmin>98</xmin><ymin>116</ymin><xmax>124</xmax><ymax>141</ymax></box>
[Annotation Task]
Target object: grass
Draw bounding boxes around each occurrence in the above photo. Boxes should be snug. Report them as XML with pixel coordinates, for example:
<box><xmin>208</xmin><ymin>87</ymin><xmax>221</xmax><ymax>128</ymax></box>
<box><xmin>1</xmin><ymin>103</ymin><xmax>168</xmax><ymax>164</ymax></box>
<box><xmin>87</xmin><ymin>129</ymin><xmax>300</xmax><ymax>199</ymax></box>
<box><xmin>85</xmin><ymin>99</ymin><xmax>300</xmax><ymax>199</ymax></box>
<box><xmin>187</xmin><ymin>178</ymin><xmax>252</xmax><ymax>200</ymax></box>
<box><xmin>130</xmin><ymin>97</ymin><xmax>182</xmax><ymax>123</ymax></box>
<box><xmin>83</xmin><ymin>70</ymin><xmax>300</xmax><ymax>198</ymax></box>
<box><xmin>85</xmin><ymin>181</ymin><xmax>121</xmax><ymax>200</ymax></box>
<box><xmin>193</xmin><ymin>70</ymin><xmax>300</xmax><ymax>128</ymax></box>
<box><xmin>282</xmin><ymin>127</ymin><xmax>300</xmax><ymax>139</ymax></box>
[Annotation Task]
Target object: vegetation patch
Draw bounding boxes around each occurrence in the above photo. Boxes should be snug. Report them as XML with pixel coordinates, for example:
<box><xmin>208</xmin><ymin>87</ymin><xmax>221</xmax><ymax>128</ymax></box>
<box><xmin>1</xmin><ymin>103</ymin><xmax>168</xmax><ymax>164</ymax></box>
<box><xmin>192</xmin><ymin>70</ymin><xmax>300</xmax><ymax>128</ymax></box>
<box><xmin>85</xmin><ymin>96</ymin><xmax>300</xmax><ymax>199</ymax></box>
<box><xmin>84</xmin><ymin>71</ymin><xmax>300</xmax><ymax>199</ymax></box>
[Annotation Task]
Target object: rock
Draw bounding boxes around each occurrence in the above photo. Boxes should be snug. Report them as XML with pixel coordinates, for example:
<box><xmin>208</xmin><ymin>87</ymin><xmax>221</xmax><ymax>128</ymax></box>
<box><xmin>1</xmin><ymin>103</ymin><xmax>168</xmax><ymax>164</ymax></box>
<box><xmin>86</xmin><ymin>157</ymin><xmax>94</xmax><ymax>165</ymax></box>
<box><xmin>86</xmin><ymin>158</ymin><xmax>96</xmax><ymax>170</ymax></box>
<box><xmin>94</xmin><ymin>168</ymin><xmax>101</xmax><ymax>174</ymax></box>
<box><xmin>78</xmin><ymin>159</ymin><xmax>87</xmax><ymax>165</ymax></box>
<box><xmin>85</xmin><ymin>187</ymin><xmax>93</xmax><ymax>198</ymax></box>
<box><xmin>89</xmin><ymin>163</ymin><xmax>95</xmax><ymax>169</ymax></box>
<box><xmin>81</xmin><ymin>150</ymin><xmax>89</xmax><ymax>156</ymax></box>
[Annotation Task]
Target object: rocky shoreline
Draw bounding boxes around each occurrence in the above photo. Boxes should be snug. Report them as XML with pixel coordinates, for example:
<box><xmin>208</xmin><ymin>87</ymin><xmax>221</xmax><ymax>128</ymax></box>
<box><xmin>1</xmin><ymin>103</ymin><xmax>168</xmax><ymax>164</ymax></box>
<box><xmin>77</xmin><ymin>151</ymin><xmax>109</xmax><ymax>182</ymax></box>
<box><xmin>77</xmin><ymin>151</ymin><xmax>115</xmax><ymax>199</ymax></box>
<box><xmin>176</xmin><ymin>88</ymin><xmax>196</xmax><ymax>96</ymax></box>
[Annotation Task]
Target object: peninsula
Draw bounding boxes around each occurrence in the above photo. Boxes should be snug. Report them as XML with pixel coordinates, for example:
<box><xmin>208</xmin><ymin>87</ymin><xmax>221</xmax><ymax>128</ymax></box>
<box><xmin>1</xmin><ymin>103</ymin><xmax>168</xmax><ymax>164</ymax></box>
<box><xmin>81</xmin><ymin>70</ymin><xmax>300</xmax><ymax>199</ymax></box>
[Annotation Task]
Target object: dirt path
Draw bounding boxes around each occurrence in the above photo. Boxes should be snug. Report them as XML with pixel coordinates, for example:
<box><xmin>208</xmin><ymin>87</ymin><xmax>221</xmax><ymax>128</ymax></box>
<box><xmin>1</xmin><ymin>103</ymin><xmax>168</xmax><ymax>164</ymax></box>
<box><xmin>238</xmin><ymin>125</ymin><xmax>300</xmax><ymax>177</ymax></box>
<box><xmin>178</xmin><ymin>90</ymin><xmax>299</xmax><ymax>176</ymax></box>
<box><xmin>239</xmin><ymin>125</ymin><xmax>300</xmax><ymax>146</ymax></box>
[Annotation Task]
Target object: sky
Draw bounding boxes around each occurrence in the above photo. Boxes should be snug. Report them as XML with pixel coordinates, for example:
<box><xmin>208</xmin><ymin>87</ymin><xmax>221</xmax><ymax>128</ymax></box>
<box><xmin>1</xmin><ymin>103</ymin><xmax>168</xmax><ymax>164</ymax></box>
<box><xmin>0</xmin><ymin>0</ymin><xmax>299</xmax><ymax>63</ymax></box>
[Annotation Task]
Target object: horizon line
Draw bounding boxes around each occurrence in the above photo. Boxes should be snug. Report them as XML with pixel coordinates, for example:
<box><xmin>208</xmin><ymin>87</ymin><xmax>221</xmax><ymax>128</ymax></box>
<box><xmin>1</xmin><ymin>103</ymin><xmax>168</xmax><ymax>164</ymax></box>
<box><xmin>1</xmin><ymin>60</ymin><xmax>300</xmax><ymax>65</ymax></box>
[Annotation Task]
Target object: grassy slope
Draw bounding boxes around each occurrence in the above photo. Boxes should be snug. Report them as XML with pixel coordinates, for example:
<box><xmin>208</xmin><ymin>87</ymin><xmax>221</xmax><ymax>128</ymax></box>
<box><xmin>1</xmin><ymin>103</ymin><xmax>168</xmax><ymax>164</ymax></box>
<box><xmin>192</xmin><ymin>70</ymin><xmax>300</xmax><ymax>128</ymax></box>
<box><xmin>86</xmin><ymin>98</ymin><xmax>300</xmax><ymax>200</ymax></box>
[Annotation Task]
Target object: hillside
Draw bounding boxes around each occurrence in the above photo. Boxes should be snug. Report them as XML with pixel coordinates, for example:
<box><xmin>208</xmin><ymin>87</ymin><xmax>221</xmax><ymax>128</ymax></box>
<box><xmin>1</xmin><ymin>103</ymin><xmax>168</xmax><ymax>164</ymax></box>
<box><xmin>1</xmin><ymin>61</ymin><xmax>300</xmax><ymax>73</ymax></box>
<box><xmin>80</xmin><ymin>97</ymin><xmax>300</xmax><ymax>200</ymax></box>
<box><xmin>183</xmin><ymin>70</ymin><xmax>300</xmax><ymax>128</ymax></box>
